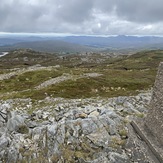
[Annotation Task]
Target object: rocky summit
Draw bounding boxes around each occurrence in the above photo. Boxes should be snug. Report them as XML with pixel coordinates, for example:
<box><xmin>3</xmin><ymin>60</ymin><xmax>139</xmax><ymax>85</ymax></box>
<box><xmin>0</xmin><ymin>92</ymin><xmax>151</xmax><ymax>162</ymax></box>
<box><xmin>0</xmin><ymin>49</ymin><xmax>163</xmax><ymax>163</ymax></box>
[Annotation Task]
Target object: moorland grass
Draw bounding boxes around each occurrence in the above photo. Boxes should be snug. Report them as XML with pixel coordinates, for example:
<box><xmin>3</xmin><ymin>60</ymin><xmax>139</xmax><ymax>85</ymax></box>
<box><xmin>1</xmin><ymin>50</ymin><xmax>163</xmax><ymax>100</ymax></box>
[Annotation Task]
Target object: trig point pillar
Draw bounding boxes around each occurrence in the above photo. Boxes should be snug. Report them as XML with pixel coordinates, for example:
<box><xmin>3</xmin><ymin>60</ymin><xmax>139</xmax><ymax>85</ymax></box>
<box><xmin>145</xmin><ymin>62</ymin><xmax>163</xmax><ymax>145</ymax></box>
<box><xmin>130</xmin><ymin>62</ymin><xmax>163</xmax><ymax>163</ymax></box>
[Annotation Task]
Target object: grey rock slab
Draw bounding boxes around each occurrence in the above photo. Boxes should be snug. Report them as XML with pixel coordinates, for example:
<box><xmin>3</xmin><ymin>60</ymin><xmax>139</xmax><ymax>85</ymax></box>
<box><xmin>145</xmin><ymin>62</ymin><xmax>163</xmax><ymax>145</ymax></box>
<box><xmin>87</xmin><ymin>127</ymin><xmax>111</xmax><ymax>148</ymax></box>
<box><xmin>47</xmin><ymin>122</ymin><xmax>58</xmax><ymax>136</ymax></box>
<box><xmin>126</xmin><ymin>124</ymin><xmax>158</xmax><ymax>163</ymax></box>
<box><xmin>83</xmin><ymin>153</ymin><xmax>109</xmax><ymax>163</ymax></box>
<box><xmin>115</xmin><ymin>96</ymin><xmax>128</xmax><ymax>105</ymax></box>
<box><xmin>88</xmin><ymin>111</ymin><xmax>100</xmax><ymax>118</ymax></box>
<box><xmin>6</xmin><ymin>113</ymin><xmax>26</xmax><ymax>133</ymax></box>
<box><xmin>25</xmin><ymin>120</ymin><xmax>38</xmax><ymax>128</ymax></box>
<box><xmin>64</xmin><ymin>119</ymin><xmax>82</xmax><ymax>138</ymax></box>
<box><xmin>54</xmin><ymin>122</ymin><xmax>66</xmax><ymax>144</ymax></box>
<box><xmin>6</xmin><ymin>146</ymin><xmax>18</xmax><ymax>163</ymax></box>
<box><xmin>80</xmin><ymin>118</ymin><xmax>98</xmax><ymax>135</ymax></box>
<box><xmin>109</xmin><ymin>152</ymin><xmax>130</xmax><ymax>163</ymax></box>
<box><xmin>32</xmin><ymin>126</ymin><xmax>47</xmax><ymax>137</ymax></box>
<box><xmin>129</xmin><ymin>62</ymin><xmax>163</xmax><ymax>163</ymax></box>
<box><xmin>99</xmin><ymin>115</ymin><xmax>117</xmax><ymax>135</ymax></box>
<box><xmin>0</xmin><ymin>134</ymin><xmax>10</xmax><ymax>152</ymax></box>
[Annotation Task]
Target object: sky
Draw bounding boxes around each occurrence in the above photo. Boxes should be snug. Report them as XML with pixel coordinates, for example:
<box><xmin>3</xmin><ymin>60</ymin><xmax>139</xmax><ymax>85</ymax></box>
<box><xmin>1</xmin><ymin>0</ymin><xmax>163</xmax><ymax>36</ymax></box>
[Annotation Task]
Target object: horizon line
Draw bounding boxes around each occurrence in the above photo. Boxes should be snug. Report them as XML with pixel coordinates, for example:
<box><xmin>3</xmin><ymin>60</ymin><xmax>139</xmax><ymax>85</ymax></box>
<box><xmin>0</xmin><ymin>32</ymin><xmax>163</xmax><ymax>37</ymax></box>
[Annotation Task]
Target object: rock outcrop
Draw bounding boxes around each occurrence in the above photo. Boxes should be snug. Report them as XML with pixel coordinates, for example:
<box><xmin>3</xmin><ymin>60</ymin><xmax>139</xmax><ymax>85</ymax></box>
<box><xmin>0</xmin><ymin>92</ymin><xmax>151</xmax><ymax>162</ymax></box>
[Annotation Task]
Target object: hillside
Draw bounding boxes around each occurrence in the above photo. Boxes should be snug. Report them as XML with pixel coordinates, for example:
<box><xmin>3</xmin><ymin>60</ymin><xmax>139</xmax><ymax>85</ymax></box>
<box><xmin>1</xmin><ymin>35</ymin><xmax>163</xmax><ymax>51</ymax></box>
<box><xmin>0</xmin><ymin>49</ymin><xmax>163</xmax><ymax>99</ymax></box>
<box><xmin>0</xmin><ymin>40</ymin><xmax>97</xmax><ymax>53</ymax></box>
<box><xmin>0</xmin><ymin>49</ymin><xmax>163</xmax><ymax>162</ymax></box>
<box><xmin>64</xmin><ymin>35</ymin><xmax>163</xmax><ymax>49</ymax></box>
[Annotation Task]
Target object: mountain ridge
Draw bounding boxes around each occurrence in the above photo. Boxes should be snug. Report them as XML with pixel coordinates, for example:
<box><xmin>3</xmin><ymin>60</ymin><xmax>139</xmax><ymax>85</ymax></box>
<box><xmin>1</xmin><ymin>35</ymin><xmax>163</xmax><ymax>52</ymax></box>
<box><xmin>0</xmin><ymin>40</ymin><xmax>97</xmax><ymax>53</ymax></box>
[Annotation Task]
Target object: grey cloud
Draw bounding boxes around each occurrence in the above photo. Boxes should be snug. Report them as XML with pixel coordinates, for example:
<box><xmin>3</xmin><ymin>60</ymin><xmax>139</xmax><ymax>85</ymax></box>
<box><xmin>116</xmin><ymin>0</ymin><xmax>163</xmax><ymax>23</ymax></box>
<box><xmin>56</xmin><ymin>0</ymin><xmax>94</xmax><ymax>24</ymax></box>
<box><xmin>94</xmin><ymin>0</ymin><xmax>116</xmax><ymax>13</ymax></box>
<box><xmin>0</xmin><ymin>1</ymin><xmax>46</xmax><ymax>32</ymax></box>
<box><xmin>1</xmin><ymin>0</ymin><xmax>163</xmax><ymax>35</ymax></box>
<box><xmin>96</xmin><ymin>0</ymin><xmax>163</xmax><ymax>23</ymax></box>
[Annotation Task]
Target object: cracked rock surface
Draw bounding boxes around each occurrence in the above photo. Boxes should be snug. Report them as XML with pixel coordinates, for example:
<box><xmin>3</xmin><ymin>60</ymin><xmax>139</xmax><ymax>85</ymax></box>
<box><xmin>0</xmin><ymin>92</ymin><xmax>152</xmax><ymax>162</ymax></box>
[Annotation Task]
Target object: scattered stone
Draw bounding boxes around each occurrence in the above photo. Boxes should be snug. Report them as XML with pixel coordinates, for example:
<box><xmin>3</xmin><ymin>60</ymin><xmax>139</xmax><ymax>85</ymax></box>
<box><xmin>0</xmin><ymin>91</ymin><xmax>152</xmax><ymax>162</ymax></box>
<box><xmin>6</xmin><ymin>112</ymin><xmax>28</xmax><ymax>134</ymax></box>
<box><xmin>0</xmin><ymin>134</ymin><xmax>10</xmax><ymax>152</ymax></box>
<box><xmin>87</xmin><ymin>127</ymin><xmax>111</xmax><ymax>147</ymax></box>
<box><xmin>88</xmin><ymin>110</ymin><xmax>100</xmax><ymax>117</ymax></box>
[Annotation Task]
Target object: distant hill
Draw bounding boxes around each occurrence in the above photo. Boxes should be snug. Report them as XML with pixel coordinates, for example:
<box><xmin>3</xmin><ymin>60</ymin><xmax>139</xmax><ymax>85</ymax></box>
<box><xmin>1</xmin><ymin>35</ymin><xmax>163</xmax><ymax>52</ymax></box>
<box><xmin>0</xmin><ymin>36</ymin><xmax>49</xmax><ymax>46</ymax></box>
<box><xmin>0</xmin><ymin>38</ymin><xmax>23</xmax><ymax>46</ymax></box>
<box><xmin>0</xmin><ymin>40</ymin><xmax>97</xmax><ymax>53</ymax></box>
<box><xmin>63</xmin><ymin>35</ymin><xmax>163</xmax><ymax>49</ymax></box>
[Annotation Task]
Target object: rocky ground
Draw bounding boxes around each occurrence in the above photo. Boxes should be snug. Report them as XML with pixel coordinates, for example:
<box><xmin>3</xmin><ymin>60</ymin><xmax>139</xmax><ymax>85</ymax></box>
<box><xmin>1</xmin><ymin>49</ymin><xmax>162</xmax><ymax>162</ymax></box>
<box><xmin>0</xmin><ymin>91</ymin><xmax>151</xmax><ymax>163</ymax></box>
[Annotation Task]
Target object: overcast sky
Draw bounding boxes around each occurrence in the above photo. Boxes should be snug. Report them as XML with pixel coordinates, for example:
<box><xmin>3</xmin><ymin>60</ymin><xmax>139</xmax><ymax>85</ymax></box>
<box><xmin>1</xmin><ymin>0</ymin><xmax>163</xmax><ymax>36</ymax></box>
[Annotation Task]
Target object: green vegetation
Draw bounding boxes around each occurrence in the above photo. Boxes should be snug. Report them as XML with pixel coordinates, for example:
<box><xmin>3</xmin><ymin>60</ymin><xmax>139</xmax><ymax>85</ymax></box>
<box><xmin>111</xmin><ymin>136</ymin><xmax>126</xmax><ymax>148</ymax></box>
<box><xmin>119</xmin><ymin>129</ymin><xmax>128</xmax><ymax>138</ymax></box>
<box><xmin>107</xmin><ymin>50</ymin><xmax>163</xmax><ymax>70</ymax></box>
<box><xmin>0</xmin><ymin>69</ymin><xmax>62</xmax><ymax>93</ymax></box>
<box><xmin>17</xmin><ymin>124</ymin><xmax>29</xmax><ymax>134</ymax></box>
<box><xmin>0</xmin><ymin>49</ymin><xmax>163</xmax><ymax>100</ymax></box>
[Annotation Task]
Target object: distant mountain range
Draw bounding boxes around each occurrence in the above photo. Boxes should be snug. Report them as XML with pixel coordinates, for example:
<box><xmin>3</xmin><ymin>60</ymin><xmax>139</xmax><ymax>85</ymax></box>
<box><xmin>0</xmin><ymin>35</ymin><xmax>163</xmax><ymax>53</ymax></box>
<box><xmin>0</xmin><ymin>40</ymin><xmax>97</xmax><ymax>53</ymax></box>
<box><xmin>64</xmin><ymin>35</ymin><xmax>163</xmax><ymax>49</ymax></box>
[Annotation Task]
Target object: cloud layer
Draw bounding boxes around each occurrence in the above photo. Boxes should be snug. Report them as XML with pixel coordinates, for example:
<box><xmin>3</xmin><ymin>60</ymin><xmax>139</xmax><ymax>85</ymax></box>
<box><xmin>1</xmin><ymin>0</ymin><xmax>163</xmax><ymax>35</ymax></box>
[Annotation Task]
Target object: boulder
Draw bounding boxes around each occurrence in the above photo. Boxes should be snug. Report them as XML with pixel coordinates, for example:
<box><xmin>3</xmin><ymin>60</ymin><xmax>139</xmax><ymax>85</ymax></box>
<box><xmin>87</xmin><ymin>127</ymin><xmax>111</xmax><ymax>147</ymax></box>
<box><xmin>7</xmin><ymin>112</ymin><xmax>28</xmax><ymax>133</ymax></box>
<box><xmin>88</xmin><ymin>111</ymin><xmax>100</xmax><ymax>117</ymax></box>
<box><xmin>0</xmin><ymin>134</ymin><xmax>10</xmax><ymax>152</ymax></box>
<box><xmin>109</xmin><ymin>152</ymin><xmax>130</xmax><ymax>163</ymax></box>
